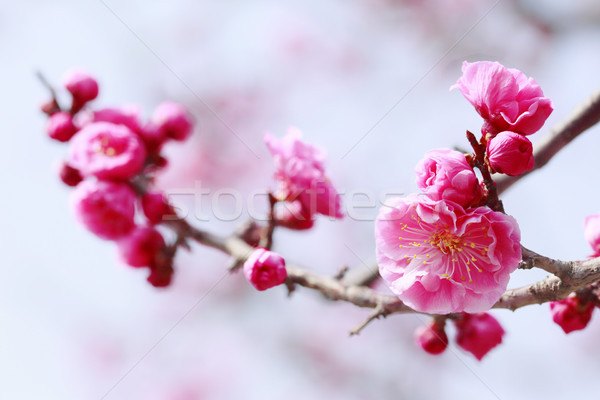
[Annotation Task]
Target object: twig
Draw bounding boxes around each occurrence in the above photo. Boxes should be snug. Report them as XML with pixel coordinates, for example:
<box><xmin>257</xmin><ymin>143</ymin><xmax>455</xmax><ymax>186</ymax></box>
<box><xmin>497</xmin><ymin>89</ymin><xmax>600</xmax><ymax>194</ymax></box>
<box><xmin>349</xmin><ymin>302</ymin><xmax>387</xmax><ymax>336</ymax></box>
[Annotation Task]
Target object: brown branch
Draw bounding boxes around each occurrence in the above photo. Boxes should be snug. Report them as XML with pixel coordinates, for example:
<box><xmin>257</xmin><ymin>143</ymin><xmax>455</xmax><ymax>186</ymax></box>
<box><xmin>497</xmin><ymin>89</ymin><xmax>600</xmax><ymax>194</ymax></box>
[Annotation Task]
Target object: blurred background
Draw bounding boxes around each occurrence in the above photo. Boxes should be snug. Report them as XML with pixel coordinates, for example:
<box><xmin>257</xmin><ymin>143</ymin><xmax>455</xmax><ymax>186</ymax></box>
<box><xmin>2</xmin><ymin>0</ymin><xmax>600</xmax><ymax>398</ymax></box>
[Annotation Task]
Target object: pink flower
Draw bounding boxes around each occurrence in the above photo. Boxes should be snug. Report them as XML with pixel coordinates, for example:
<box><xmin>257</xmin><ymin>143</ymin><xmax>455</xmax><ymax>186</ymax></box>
<box><xmin>71</xmin><ymin>180</ymin><xmax>136</xmax><ymax>240</ymax></box>
<box><xmin>414</xmin><ymin>321</ymin><xmax>448</xmax><ymax>355</ymax></box>
<box><xmin>584</xmin><ymin>214</ymin><xmax>600</xmax><ymax>254</ymax></box>
<box><xmin>147</xmin><ymin>259</ymin><xmax>174</xmax><ymax>288</ymax></box>
<box><xmin>63</xmin><ymin>69</ymin><xmax>99</xmax><ymax>104</ymax></box>
<box><xmin>452</xmin><ymin>61</ymin><xmax>553</xmax><ymax>136</ymax></box>
<box><xmin>264</xmin><ymin>128</ymin><xmax>343</xmax><ymax>219</ymax></box>
<box><xmin>69</xmin><ymin>122</ymin><xmax>147</xmax><ymax>180</ymax></box>
<box><xmin>150</xmin><ymin>101</ymin><xmax>193</xmax><ymax>141</ymax></box>
<box><xmin>117</xmin><ymin>226</ymin><xmax>166</xmax><ymax>267</ymax></box>
<box><xmin>375</xmin><ymin>195</ymin><xmax>521</xmax><ymax>314</ymax></box>
<box><xmin>46</xmin><ymin>111</ymin><xmax>78</xmax><ymax>142</ymax></box>
<box><xmin>141</xmin><ymin>191</ymin><xmax>173</xmax><ymax>224</ymax></box>
<box><xmin>415</xmin><ymin>148</ymin><xmax>482</xmax><ymax>207</ymax></box>
<box><xmin>243</xmin><ymin>248</ymin><xmax>287</xmax><ymax>291</ymax></box>
<box><xmin>93</xmin><ymin>106</ymin><xmax>143</xmax><ymax>134</ymax></box>
<box><xmin>487</xmin><ymin>131</ymin><xmax>535</xmax><ymax>176</ymax></box>
<box><xmin>454</xmin><ymin>313</ymin><xmax>504</xmax><ymax>360</ymax></box>
<box><xmin>549</xmin><ymin>296</ymin><xmax>594</xmax><ymax>334</ymax></box>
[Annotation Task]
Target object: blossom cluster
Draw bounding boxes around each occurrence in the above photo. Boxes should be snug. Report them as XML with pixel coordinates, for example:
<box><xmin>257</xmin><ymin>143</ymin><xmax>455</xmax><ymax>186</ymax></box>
<box><xmin>376</xmin><ymin>61</ymin><xmax>553</xmax><ymax>358</ymax></box>
<box><xmin>42</xmin><ymin>70</ymin><xmax>193</xmax><ymax>287</ymax></box>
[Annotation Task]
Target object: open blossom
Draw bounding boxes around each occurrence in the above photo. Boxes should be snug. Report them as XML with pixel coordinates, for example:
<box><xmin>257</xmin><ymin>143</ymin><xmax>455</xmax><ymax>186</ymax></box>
<box><xmin>243</xmin><ymin>248</ymin><xmax>287</xmax><ymax>291</ymax></box>
<box><xmin>414</xmin><ymin>321</ymin><xmax>448</xmax><ymax>355</ymax></box>
<box><xmin>93</xmin><ymin>106</ymin><xmax>143</xmax><ymax>134</ymax></box>
<box><xmin>584</xmin><ymin>213</ymin><xmax>600</xmax><ymax>255</ymax></box>
<box><xmin>375</xmin><ymin>195</ymin><xmax>521</xmax><ymax>314</ymax></box>
<box><xmin>264</xmin><ymin>128</ymin><xmax>343</xmax><ymax>219</ymax></box>
<box><xmin>549</xmin><ymin>296</ymin><xmax>594</xmax><ymax>334</ymax></box>
<box><xmin>71</xmin><ymin>180</ymin><xmax>136</xmax><ymax>240</ymax></box>
<box><xmin>487</xmin><ymin>131</ymin><xmax>534</xmax><ymax>176</ymax></box>
<box><xmin>117</xmin><ymin>226</ymin><xmax>166</xmax><ymax>268</ymax></box>
<box><xmin>415</xmin><ymin>148</ymin><xmax>482</xmax><ymax>207</ymax></box>
<box><xmin>454</xmin><ymin>313</ymin><xmax>504</xmax><ymax>360</ymax></box>
<box><xmin>69</xmin><ymin>122</ymin><xmax>147</xmax><ymax>180</ymax></box>
<box><xmin>452</xmin><ymin>61</ymin><xmax>553</xmax><ymax>136</ymax></box>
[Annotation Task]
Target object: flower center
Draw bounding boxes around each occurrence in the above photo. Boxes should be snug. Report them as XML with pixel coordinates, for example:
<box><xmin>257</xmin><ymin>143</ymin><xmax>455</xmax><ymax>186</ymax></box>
<box><xmin>429</xmin><ymin>230</ymin><xmax>463</xmax><ymax>254</ymax></box>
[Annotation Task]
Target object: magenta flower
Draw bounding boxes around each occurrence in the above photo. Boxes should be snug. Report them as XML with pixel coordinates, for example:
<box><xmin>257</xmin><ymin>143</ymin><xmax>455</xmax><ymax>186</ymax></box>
<box><xmin>549</xmin><ymin>296</ymin><xmax>594</xmax><ymax>334</ymax></box>
<box><xmin>414</xmin><ymin>321</ymin><xmax>448</xmax><ymax>355</ymax></box>
<box><xmin>46</xmin><ymin>111</ymin><xmax>79</xmax><ymax>142</ymax></box>
<box><xmin>150</xmin><ymin>101</ymin><xmax>193</xmax><ymax>142</ymax></box>
<box><xmin>452</xmin><ymin>61</ymin><xmax>553</xmax><ymax>136</ymax></box>
<box><xmin>454</xmin><ymin>312</ymin><xmax>505</xmax><ymax>360</ymax></box>
<box><xmin>93</xmin><ymin>106</ymin><xmax>143</xmax><ymax>134</ymax></box>
<box><xmin>243</xmin><ymin>248</ymin><xmax>287</xmax><ymax>291</ymax></box>
<box><xmin>584</xmin><ymin>213</ymin><xmax>600</xmax><ymax>254</ymax></box>
<box><xmin>273</xmin><ymin>200</ymin><xmax>315</xmax><ymax>231</ymax></box>
<box><xmin>70</xmin><ymin>180</ymin><xmax>136</xmax><ymax>240</ymax></box>
<box><xmin>141</xmin><ymin>191</ymin><xmax>173</xmax><ymax>225</ymax></box>
<box><xmin>375</xmin><ymin>195</ymin><xmax>521</xmax><ymax>314</ymax></box>
<box><xmin>58</xmin><ymin>162</ymin><xmax>83</xmax><ymax>187</ymax></box>
<box><xmin>415</xmin><ymin>148</ymin><xmax>482</xmax><ymax>207</ymax></box>
<box><xmin>117</xmin><ymin>226</ymin><xmax>166</xmax><ymax>268</ymax></box>
<box><xmin>69</xmin><ymin>122</ymin><xmax>147</xmax><ymax>180</ymax></box>
<box><xmin>487</xmin><ymin>131</ymin><xmax>534</xmax><ymax>176</ymax></box>
<box><xmin>264</xmin><ymin>128</ymin><xmax>343</xmax><ymax>219</ymax></box>
<box><xmin>63</xmin><ymin>69</ymin><xmax>99</xmax><ymax>104</ymax></box>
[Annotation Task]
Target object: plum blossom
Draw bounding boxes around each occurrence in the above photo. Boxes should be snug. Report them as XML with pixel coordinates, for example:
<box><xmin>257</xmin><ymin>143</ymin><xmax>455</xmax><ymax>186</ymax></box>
<box><xmin>549</xmin><ymin>296</ymin><xmax>594</xmax><ymax>334</ymax></box>
<box><xmin>454</xmin><ymin>312</ymin><xmax>504</xmax><ymax>360</ymax></box>
<box><xmin>375</xmin><ymin>195</ymin><xmax>521</xmax><ymax>314</ymax></box>
<box><xmin>414</xmin><ymin>321</ymin><xmax>448</xmax><ymax>355</ymax></box>
<box><xmin>71</xmin><ymin>180</ymin><xmax>136</xmax><ymax>240</ymax></box>
<box><xmin>63</xmin><ymin>69</ymin><xmax>99</xmax><ymax>104</ymax></box>
<box><xmin>264</xmin><ymin>128</ymin><xmax>343</xmax><ymax>219</ymax></box>
<box><xmin>452</xmin><ymin>61</ymin><xmax>553</xmax><ymax>136</ymax></box>
<box><xmin>141</xmin><ymin>191</ymin><xmax>173</xmax><ymax>225</ymax></box>
<box><xmin>243</xmin><ymin>248</ymin><xmax>287</xmax><ymax>291</ymax></box>
<box><xmin>46</xmin><ymin>111</ymin><xmax>78</xmax><ymax>142</ymax></box>
<box><xmin>117</xmin><ymin>226</ymin><xmax>166</xmax><ymax>268</ymax></box>
<box><xmin>93</xmin><ymin>106</ymin><xmax>143</xmax><ymax>134</ymax></box>
<box><xmin>487</xmin><ymin>131</ymin><xmax>534</xmax><ymax>176</ymax></box>
<box><xmin>69</xmin><ymin>122</ymin><xmax>147</xmax><ymax>180</ymax></box>
<box><xmin>150</xmin><ymin>101</ymin><xmax>193</xmax><ymax>142</ymax></box>
<box><xmin>415</xmin><ymin>148</ymin><xmax>482</xmax><ymax>207</ymax></box>
<box><xmin>584</xmin><ymin>213</ymin><xmax>600</xmax><ymax>255</ymax></box>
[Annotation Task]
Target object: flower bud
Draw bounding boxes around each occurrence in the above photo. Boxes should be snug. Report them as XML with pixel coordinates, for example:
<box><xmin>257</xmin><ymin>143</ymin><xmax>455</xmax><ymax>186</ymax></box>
<box><xmin>414</xmin><ymin>321</ymin><xmax>448</xmax><ymax>355</ymax></box>
<box><xmin>454</xmin><ymin>313</ymin><xmax>504</xmax><ymax>360</ymax></box>
<box><xmin>584</xmin><ymin>214</ymin><xmax>600</xmax><ymax>254</ymax></box>
<box><xmin>46</xmin><ymin>111</ymin><xmax>78</xmax><ymax>142</ymax></box>
<box><xmin>150</xmin><ymin>101</ymin><xmax>193</xmax><ymax>141</ymax></box>
<box><xmin>243</xmin><ymin>248</ymin><xmax>287</xmax><ymax>291</ymax></box>
<box><xmin>117</xmin><ymin>226</ymin><xmax>166</xmax><ymax>268</ymax></box>
<box><xmin>59</xmin><ymin>162</ymin><xmax>83</xmax><ymax>187</ymax></box>
<box><xmin>549</xmin><ymin>295</ymin><xmax>594</xmax><ymax>334</ymax></box>
<box><xmin>142</xmin><ymin>191</ymin><xmax>173</xmax><ymax>224</ymax></box>
<box><xmin>273</xmin><ymin>200</ymin><xmax>314</xmax><ymax>230</ymax></box>
<box><xmin>70</xmin><ymin>180</ymin><xmax>136</xmax><ymax>240</ymax></box>
<box><xmin>486</xmin><ymin>131</ymin><xmax>534</xmax><ymax>176</ymax></box>
<box><xmin>63</xmin><ymin>69</ymin><xmax>99</xmax><ymax>104</ymax></box>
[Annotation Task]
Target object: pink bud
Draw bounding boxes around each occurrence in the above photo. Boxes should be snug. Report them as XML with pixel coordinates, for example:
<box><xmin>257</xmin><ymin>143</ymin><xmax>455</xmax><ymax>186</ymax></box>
<box><xmin>584</xmin><ymin>214</ymin><xmax>600</xmax><ymax>254</ymax></box>
<box><xmin>273</xmin><ymin>200</ymin><xmax>314</xmax><ymax>230</ymax></box>
<box><xmin>454</xmin><ymin>313</ymin><xmax>504</xmax><ymax>361</ymax></box>
<box><xmin>46</xmin><ymin>111</ymin><xmax>78</xmax><ymax>142</ymax></box>
<box><xmin>549</xmin><ymin>296</ymin><xmax>594</xmax><ymax>334</ymax></box>
<box><xmin>150</xmin><ymin>101</ymin><xmax>193</xmax><ymax>141</ymax></box>
<box><xmin>487</xmin><ymin>131</ymin><xmax>534</xmax><ymax>176</ymax></box>
<box><xmin>147</xmin><ymin>258</ymin><xmax>174</xmax><ymax>288</ymax></box>
<box><xmin>117</xmin><ymin>226</ymin><xmax>166</xmax><ymax>267</ymax></box>
<box><xmin>93</xmin><ymin>106</ymin><xmax>143</xmax><ymax>134</ymax></box>
<box><xmin>63</xmin><ymin>69</ymin><xmax>99</xmax><ymax>104</ymax></box>
<box><xmin>414</xmin><ymin>321</ymin><xmax>448</xmax><ymax>355</ymax></box>
<box><xmin>142</xmin><ymin>191</ymin><xmax>173</xmax><ymax>224</ymax></box>
<box><xmin>59</xmin><ymin>162</ymin><xmax>83</xmax><ymax>187</ymax></box>
<box><xmin>243</xmin><ymin>248</ymin><xmax>287</xmax><ymax>291</ymax></box>
<box><xmin>70</xmin><ymin>180</ymin><xmax>136</xmax><ymax>240</ymax></box>
<box><xmin>138</xmin><ymin>123</ymin><xmax>167</xmax><ymax>154</ymax></box>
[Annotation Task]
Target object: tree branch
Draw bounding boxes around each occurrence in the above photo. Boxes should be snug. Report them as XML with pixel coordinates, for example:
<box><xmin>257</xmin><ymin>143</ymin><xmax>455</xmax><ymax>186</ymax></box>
<box><xmin>497</xmin><ymin>89</ymin><xmax>600</xmax><ymax>194</ymax></box>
